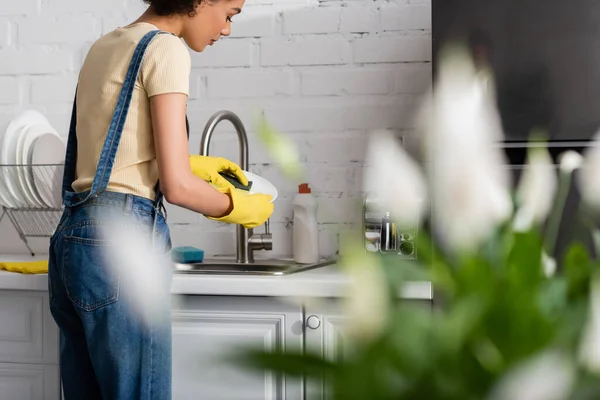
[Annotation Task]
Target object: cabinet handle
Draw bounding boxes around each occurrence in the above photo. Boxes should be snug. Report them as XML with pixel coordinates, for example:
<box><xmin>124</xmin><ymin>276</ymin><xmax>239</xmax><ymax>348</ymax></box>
<box><xmin>306</xmin><ymin>315</ymin><xmax>321</xmax><ymax>330</ymax></box>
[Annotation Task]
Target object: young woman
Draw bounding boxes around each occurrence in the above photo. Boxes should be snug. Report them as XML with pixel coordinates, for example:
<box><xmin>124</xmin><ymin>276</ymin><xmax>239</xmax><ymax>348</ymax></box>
<box><xmin>47</xmin><ymin>0</ymin><xmax>272</xmax><ymax>398</ymax></box>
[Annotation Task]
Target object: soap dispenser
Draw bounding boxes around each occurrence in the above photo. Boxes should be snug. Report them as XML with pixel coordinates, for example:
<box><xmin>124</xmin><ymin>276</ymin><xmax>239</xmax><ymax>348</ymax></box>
<box><xmin>293</xmin><ymin>183</ymin><xmax>319</xmax><ymax>264</ymax></box>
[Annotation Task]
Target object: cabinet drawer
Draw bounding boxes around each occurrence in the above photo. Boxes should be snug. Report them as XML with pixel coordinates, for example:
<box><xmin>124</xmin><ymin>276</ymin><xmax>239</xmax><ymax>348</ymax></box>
<box><xmin>0</xmin><ymin>291</ymin><xmax>59</xmax><ymax>364</ymax></box>
<box><xmin>0</xmin><ymin>363</ymin><xmax>60</xmax><ymax>400</ymax></box>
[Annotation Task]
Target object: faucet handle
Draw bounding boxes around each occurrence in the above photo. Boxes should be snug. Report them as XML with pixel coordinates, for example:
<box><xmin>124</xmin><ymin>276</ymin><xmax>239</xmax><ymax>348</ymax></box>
<box><xmin>248</xmin><ymin>218</ymin><xmax>273</xmax><ymax>251</ymax></box>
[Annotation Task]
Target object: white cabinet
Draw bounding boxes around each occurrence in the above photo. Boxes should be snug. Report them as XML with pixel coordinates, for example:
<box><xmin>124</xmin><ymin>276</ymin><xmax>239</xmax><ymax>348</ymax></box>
<box><xmin>0</xmin><ymin>291</ymin><xmax>58</xmax><ymax>365</ymax></box>
<box><xmin>172</xmin><ymin>296</ymin><xmax>434</xmax><ymax>400</ymax></box>
<box><xmin>0</xmin><ymin>363</ymin><xmax>60</xmax><ymax>400</ymax></box>
<box><xmin>303</xmin><ymin>298</ymin><xmax>434</xmax><ymax>400</ymax></box>
<box><xmin>172</xmin><ymin>296</ymin><xmax>304</xmax><ymax>400</ymax></box>
<box><xmin>0</xmin><ymin>284</ymin><xmax>433</xmax><ymax>400</ymax></box>
<box><xmin>0</xmin><ymin>290</ymin><xmax>60</xmax><ymax>400</ymax></box>
<box><xmin>303</xmin><ymin>300</ymin><xmax>348</xmax><ymax>400</ymax></box>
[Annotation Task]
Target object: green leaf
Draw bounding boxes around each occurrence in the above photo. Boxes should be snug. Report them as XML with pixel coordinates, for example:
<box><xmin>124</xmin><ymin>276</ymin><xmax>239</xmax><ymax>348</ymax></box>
<box><xmin>453</xmin><ymin>255</ymin><xmax>497</xmax><ymax>301</ymax></box>
<box><xmin>471</xmin><ymin>337</ymin><xmax>504</xmax><ymax>374</ymax></box>
<box><xmin>506</xmin><ymin>230</ymin><xmax>544</xmax><ymax>288</ymax></box>
<box><xmin>478</xmin><ymin>221</ymin><xmax>514</xmax><ymax>269</ymax></box>
<box><xmin>414</xmin><ymin>230</ymin><xmax>457</xmax><ymax>296</ymax></box>
<box><xmin>380</xmin><ymin>256</ymin><xmax>431</xmax><ymax>283</ymax></box>
<box><xmin>538</xmin><ymin>277</ymin><xmax>568</xmax><ymax>318</ymax></box>
<box><xmin>435</xmin><ymin>295</ymin><xmax>487</xmax><ymax>355</ymax></box>
<box><xmin>564</xmin><ymin>242</ymin><xmax>593</xmax><ymax>301</ymax></box>
<box><xmin>387</xmin><ymin>306</ymin><xmax>435</xmax><ymax>376</ymax></box>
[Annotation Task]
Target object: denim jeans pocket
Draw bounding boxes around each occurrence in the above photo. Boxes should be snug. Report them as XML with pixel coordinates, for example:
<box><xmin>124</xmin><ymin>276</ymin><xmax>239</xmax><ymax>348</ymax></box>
<box><xmin>63</xmin><ymin>235</ymin><xmax>120</xmax><ymax>312</ymax></box>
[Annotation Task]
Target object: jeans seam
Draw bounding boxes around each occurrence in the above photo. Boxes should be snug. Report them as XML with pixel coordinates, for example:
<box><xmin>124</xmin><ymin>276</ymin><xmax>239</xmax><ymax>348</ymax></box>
<box><xmin>77</xmin><ymin>203</ymin><xmax>154</xmax><ymax>216</ymax></box>
<box><xmin>150</xmin><ymin>305</ymin><xmax>155</xmax><ymax>398</ymax></box>
<box><xmin>60</xmin><ymin>219</ymin><xmax>153</xmax><ymax>236</ymax></box>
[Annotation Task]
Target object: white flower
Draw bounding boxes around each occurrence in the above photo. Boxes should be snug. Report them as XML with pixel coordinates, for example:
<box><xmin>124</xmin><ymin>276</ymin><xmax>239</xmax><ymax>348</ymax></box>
<box><xmin>339</xmin><ymin>241</ymin><xmax>390</xmax><ymax>342</ymax></box>
<box><xmin>513</xmin><ymin>146</ymin><xmax>557</xmax><ymax>232</ymax></box>
<box><xmin>558</xmin><ymin>150</ymin><xmax>583</xmax><ymax>174</ymax></box>
<box><xmin>578</xmin><ymin>133</ymin><xmax>600</xmax><ymax>211</ymax></box>
<box><xmin>363</xmin><ymin>129</ymin><xmax>427</xmax><ymax>228</ymax></box>
<box><xmin>422</xmin><ymin>44</ymin><xmax>512</xmax><ymax>253</ymax></box>
<box><xmin>489</xmin><ymin>351</ymin><xmax>574</xmax><ymax>400</ymax></box>
<box><xmin>541</xmin><ymin>251</ymin><xmax>557</xmax><ymax>278</ymax></box>
<box><xmin>98</xmin><ymin>220</ymin><xmax>174</xmax><ymax>330</ymax></box>
<box><xmin>579</xmin><ymin>276</ymin><xmax>600</xmax><ymax>374</ymax></box>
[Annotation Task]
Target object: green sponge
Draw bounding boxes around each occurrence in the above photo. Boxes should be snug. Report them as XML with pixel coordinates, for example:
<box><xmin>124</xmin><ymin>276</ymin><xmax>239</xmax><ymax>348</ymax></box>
<box><xmin>218</xmin><ymin>171</ymin><xmax>253</xmax><ymax>191</ymax></box>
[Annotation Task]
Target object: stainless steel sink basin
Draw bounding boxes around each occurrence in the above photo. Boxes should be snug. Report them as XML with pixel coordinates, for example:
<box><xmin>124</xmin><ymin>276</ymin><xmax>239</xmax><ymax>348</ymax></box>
<box><xmin>172</xmin><ymin>257</ymin><xmax>336</xmax><ymax>276</ymax></box>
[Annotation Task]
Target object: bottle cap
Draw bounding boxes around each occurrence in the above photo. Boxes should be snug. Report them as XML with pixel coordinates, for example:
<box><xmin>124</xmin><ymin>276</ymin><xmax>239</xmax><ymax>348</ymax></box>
<box><xmin>299</xmin><ymin>183</ymin><xmax>311</xmax><ymax>194</ymax></box>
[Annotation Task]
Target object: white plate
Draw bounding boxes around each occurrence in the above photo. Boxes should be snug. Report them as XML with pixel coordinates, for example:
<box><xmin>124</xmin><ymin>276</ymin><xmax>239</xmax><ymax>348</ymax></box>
<box><xmin>30</xmin><ymin>133</ymin><xmax>66</xmax><ymax>208</ymax></box>
<box><xmin>243</xmin><ymin>170</ymin><xmax>278</xmax><ymax>203</ymax></box>
<box><xmin>17</xmin><ymin>122</ymin><xmax>59</xmax><ymax>207</ymax></box>
<box><xmin>16</xmin><ymin>124</ymin><xmax>43</xmax><ymax>207</ymax></box>
<box><xmin>1</xmin><ymin>114</ymin><xmax>40</xmax><ymax>207</ymax></box>
<box><xmin>0</xmin><ymin>122</ymin><xmax>16</xmax><ymax>208</ymax></box>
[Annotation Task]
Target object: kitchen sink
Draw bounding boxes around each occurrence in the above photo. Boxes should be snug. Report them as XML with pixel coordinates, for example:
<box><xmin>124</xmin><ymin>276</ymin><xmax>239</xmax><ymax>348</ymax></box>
<box><xmin>172</xmin><ymin>257</ymin><xmax>336</xmax><ymax>276</ymax></box>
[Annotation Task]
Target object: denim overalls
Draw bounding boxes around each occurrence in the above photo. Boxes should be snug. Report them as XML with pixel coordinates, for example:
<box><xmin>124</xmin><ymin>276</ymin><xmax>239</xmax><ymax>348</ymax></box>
<box><xmin>48</xmin><ymin>30</ymin><xmax>174</xmax><ymax>400</ymax></box>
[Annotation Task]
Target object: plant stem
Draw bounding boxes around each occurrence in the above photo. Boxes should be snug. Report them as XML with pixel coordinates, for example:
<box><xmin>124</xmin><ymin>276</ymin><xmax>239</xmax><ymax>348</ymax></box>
<box><xmin>592</xmin><ymin>229</ymin><xmax>600</xmax><ymax>259</ymax></box>
<box><xmin>544</xmin><ymin>169</ymin><xmax>572</xmax><ymax>256</ymax></box>
<box><xmin>578</xmin><ymin>204</ymin><xmax>600</xmax><ymax>259</ymax></box>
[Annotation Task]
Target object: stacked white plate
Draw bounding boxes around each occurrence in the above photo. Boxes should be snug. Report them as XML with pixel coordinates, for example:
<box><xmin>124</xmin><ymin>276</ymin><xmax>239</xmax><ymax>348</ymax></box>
<box><xmin>1</xmin><ymin>110</ymin><xmax>66</xmax><ymax>209</ymax></box>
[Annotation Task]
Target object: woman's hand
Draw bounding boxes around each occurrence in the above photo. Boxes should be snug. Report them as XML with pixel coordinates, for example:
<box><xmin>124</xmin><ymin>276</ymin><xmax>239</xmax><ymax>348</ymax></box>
<box><xmin>208</xmin><ymin>188</ymin><xmax>274</xmax><ymax>229</ymax></box>
<box><xmin>189</xmin><ymin>155</ymin><xmax>248</xmax><ymax>191</ymax></box>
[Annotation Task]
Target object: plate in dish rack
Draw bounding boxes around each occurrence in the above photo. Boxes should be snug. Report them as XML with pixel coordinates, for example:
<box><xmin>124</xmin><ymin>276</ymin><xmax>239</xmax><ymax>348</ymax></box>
<box><xmin>18</xmin><ymin>121</ymin><xmax>59</xmax><ymax>207</ymax></box>
<box><xmin>0</xmin><ymin>123</ymin><xmax>15</xmax><ymax>208</ymax></box>
<box><xmin>29</xmin><ymin>133</ymin><xmax>65</xmax><ymax>209</ymax></box>
<box><xmin>1</xmin><ymin>111</ymin><xmax>46</xmax><ymax>208</ymax></box>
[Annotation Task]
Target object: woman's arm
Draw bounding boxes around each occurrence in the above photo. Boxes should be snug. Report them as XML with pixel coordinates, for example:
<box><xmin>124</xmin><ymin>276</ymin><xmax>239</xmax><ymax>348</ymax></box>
<box><xmin>150</xmin><ymin>92</ymin><xmax>232</xmax><ymax>217</ymax></box>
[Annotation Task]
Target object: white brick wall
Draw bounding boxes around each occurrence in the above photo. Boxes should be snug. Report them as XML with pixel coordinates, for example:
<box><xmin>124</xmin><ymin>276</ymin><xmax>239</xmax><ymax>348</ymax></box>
<box><xmin>0</xmin><ymin>0</ymin><xmax>432</xmax><ymax>257</ymax></box>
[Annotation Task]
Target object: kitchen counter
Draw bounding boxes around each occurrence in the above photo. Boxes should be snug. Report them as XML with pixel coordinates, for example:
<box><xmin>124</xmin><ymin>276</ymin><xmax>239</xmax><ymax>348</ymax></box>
<box><xmin>0</xmin><ymin>256</ymin><xmax>433</xmax><ymax>300</ymax></box>
<box><xmin>0</xmin><ymin>270</ymin><xmax>49</xmax><ymax>291</ymax></box>
<box><xmin>0</xmin><ymin>255</ymin><xmax>50</xmax><ymax>291</ymax></box>
<box><xmin>0</xmin><ymin>256</ymin><xmax>432</xmax><ymax>400</ymax></box>
<box><xmin>170</xmin><ymin>264</ymin><xmax>433</xmax><ymax>299</ymax></box>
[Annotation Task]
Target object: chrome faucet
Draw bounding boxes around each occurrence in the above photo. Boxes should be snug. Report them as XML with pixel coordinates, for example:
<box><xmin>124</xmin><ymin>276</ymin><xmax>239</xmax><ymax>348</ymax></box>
<box><xmin>200</xmin><ymin>110</ymin><xmax>273</xmax><ymax>264</ymax></box>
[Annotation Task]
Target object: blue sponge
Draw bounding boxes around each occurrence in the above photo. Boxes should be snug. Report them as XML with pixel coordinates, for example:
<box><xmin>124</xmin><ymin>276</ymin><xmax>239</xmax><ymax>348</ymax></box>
<box><xmin>171</xmin><ymin>246</ymin><xmax>205</xmax><ymax>263</ymax></box>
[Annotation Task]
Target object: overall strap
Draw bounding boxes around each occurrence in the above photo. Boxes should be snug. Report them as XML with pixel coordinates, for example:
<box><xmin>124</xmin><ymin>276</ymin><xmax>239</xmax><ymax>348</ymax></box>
<box><xmin>62</xmin><ymin>30</ymin><xmax>168</xmax><ymax>207</ymax></box>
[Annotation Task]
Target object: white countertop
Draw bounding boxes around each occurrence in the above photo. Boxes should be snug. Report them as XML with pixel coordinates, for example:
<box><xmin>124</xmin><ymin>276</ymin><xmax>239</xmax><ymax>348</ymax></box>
<box><xmin>0</xmin><ymin>255</ymin><xmax>50</xmax><ymax>291</ymax></box>
<box><xmin>0</xmin><ymin>256</ymin><xmax>433</xmax><ymax>300</ymax></box>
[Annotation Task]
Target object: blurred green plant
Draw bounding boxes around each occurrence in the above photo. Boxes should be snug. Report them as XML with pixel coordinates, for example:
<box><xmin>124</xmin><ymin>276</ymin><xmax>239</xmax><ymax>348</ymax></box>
<box><xmin>240</xmin><ymin>43</ymin><xmax>600</xmax><ymax>400</ymax></box>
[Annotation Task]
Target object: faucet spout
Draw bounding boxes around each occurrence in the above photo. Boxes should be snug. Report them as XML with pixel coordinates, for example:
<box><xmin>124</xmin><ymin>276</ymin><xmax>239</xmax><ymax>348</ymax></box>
<box><xmin>199</xmin><ymin>110</ymin><xmax>272</xmax><ymax>264</ymax></box>
<box><xmin>200</xmin><ymin>110</ymin><xmax>249</xmax><ymax>170</ymax></box>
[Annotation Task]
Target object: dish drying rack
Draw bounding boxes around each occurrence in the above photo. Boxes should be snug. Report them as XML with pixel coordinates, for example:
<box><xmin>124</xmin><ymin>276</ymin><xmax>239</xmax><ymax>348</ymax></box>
<box><xmin>0</xmin><ymin>164</ymin><xmax>63</xmax><ymax>256</ymax></box>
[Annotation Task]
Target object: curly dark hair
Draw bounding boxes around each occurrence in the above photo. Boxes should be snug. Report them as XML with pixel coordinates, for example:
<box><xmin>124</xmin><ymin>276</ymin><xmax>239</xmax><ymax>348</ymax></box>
<box><xmin>142</xmin><ymin>0</ymin><xmax>219</xmax><ymax>17</ymax></box>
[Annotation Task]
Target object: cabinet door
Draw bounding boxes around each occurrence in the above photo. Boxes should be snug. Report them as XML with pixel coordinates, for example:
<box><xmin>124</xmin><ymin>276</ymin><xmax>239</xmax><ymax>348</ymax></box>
<box><xmin>303</xmin><ymin>300</ymin><xmax>348</xmax><ymax>400</ymax></box>
<box><xmin>0</xmin><ymin>290</ymin><xmax>59</xmax><ymax>365</ymax></box>
<box><xmin>0</xmin><ymin>363</ymin><xmax>60</xmax><ymax>400</ymax></box>
<box><xmin>172</xmin><ymin>296</ymin><xmax>304</xmax><ymax>400</ymax></box>
<box><xmin>304</xmin><ymin>299</ymin><xmax>434</xmax><ymax>399</ymax></box>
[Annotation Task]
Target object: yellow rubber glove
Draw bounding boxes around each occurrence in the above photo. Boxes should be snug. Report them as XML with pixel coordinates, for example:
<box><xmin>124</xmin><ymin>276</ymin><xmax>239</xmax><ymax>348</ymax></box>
<box><xmin>189</xmin><ymin>155</ymin><xmax>248</xmax><ymax>191</ymax></box>
<box><xmin>209</xmin><ymin>187</ymin><xmax>274</xmax><ymax>229</ymax></box>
